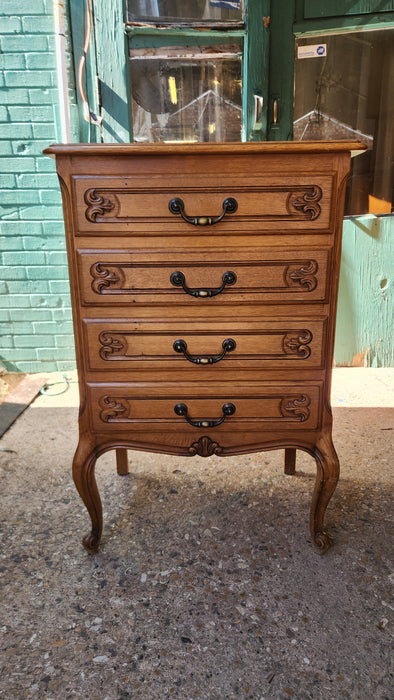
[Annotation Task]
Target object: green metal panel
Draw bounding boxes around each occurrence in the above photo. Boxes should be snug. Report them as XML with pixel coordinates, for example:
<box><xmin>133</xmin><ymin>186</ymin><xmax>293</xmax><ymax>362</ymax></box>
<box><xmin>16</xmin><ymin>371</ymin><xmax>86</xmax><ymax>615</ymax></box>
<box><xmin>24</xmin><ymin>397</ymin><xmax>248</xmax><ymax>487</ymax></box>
<box><xmin>303</xmin><ymin>0</ymin><xmax>394</xmax><ymax>19</ymax></box>
<box><xmin>335</xmin><ymin>216</ymin><xmax>394</xmax><ymax>367</ymax></box>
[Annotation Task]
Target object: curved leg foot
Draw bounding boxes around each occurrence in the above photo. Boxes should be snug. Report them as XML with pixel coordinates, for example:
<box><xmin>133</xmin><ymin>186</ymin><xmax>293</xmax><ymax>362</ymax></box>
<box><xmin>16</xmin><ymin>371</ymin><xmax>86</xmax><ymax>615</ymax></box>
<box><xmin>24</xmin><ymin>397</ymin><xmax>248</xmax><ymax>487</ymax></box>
<box><xmin>72</xmin><ymin>437</ymin><xmax>102</xmax><ymax>553</ymax></box>
<box><xmin>311</xmin><ymin>433</ymin><xmax>340</xmax><ymax>554</ymax></box>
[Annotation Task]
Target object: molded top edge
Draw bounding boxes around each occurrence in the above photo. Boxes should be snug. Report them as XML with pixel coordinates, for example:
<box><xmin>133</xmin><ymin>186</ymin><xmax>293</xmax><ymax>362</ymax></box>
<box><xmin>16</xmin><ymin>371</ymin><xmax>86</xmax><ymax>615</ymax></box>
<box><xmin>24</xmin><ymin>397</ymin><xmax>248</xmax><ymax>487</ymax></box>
<box><xmin>44</xmin><ymin>140</ymin><xmax>367</xmax><ymax>158</ymax></box>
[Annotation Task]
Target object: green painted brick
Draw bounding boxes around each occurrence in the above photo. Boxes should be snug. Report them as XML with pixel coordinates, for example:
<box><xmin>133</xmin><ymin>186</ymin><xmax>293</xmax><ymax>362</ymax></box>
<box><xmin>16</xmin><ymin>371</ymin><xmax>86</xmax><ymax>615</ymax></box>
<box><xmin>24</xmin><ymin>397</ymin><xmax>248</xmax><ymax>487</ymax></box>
<box><xmin>0</xmin><ymin>266</ymin><xmax>27</xmax><ymax>280</ymax></box>
<box><xmin>0</xmin><ymin>36</ymin><xmax>48</xmax><ymax>53</ymax></box>
<box><xmin>29</xmin><ymin>293</ymin><xmax>70</xmax><ymax>308</ymax></box>
<box><xmin>36</xmin><ymin>347</ymin><xmax>72</xmax><ymax>361</ymax></box>
<box><xmin>36</xmin><ymin>158</ymin><xmax>58</xmax><ymax>173</ymax></box>
<box><xmin>0</xmin><ymin>310</ymin><xmax>10</xmax><ymax>322</ymax></box>
<box><xmin>2</xmin><ymin>1</ymin><xmax>45</xmax><ymax>14</ymax></box>
<box><xmin>4</xmin><ymin>349</ymin><xmax>39</xmax><ymax>361</ymax></box>
<box><xmin>0</xmin><ymin>88</ymin><xmax>29</xmax><ymax>104</ymax></box>
<box><xmin>0</xmin><ymin>294</ymin><xmax>30</xmax><ymax>309</ymax></box>
<box><xmin>7</xmin><ymin>280</ymin><xmax>49</xmax><ymax>294</ymax></box>
<box><xmin>0</xmin><ymin>106</ymin><xmax>8</xmax><ymax>120</ymax></box>
<box><xmin>9</xmin><ymin>308</ymin><xmax>52</xmax><ymax>321</ymax></box>
<box><xmin>23</xmin><ymin>236</ymin><xmax>65</xmax><ymax>251</ymax></box>
<box><xmin>19</xmin><ymin>205</ymin><xmax>63</xmax><ymax>220</ymax></box>
<box><xmin>48</xmin><ymin>281</ymin><xmax>71</xmax><ymax>294</ymax></box>
<box><xmin>1</xmin><ymin>122</ymin><xmax>34</xmax><ymax>138</ymax></box>
<box><xmin>15</xmin><ymin>334</ymin><xmax>54</xmax><ymax>347</ymax></box>
<box><xmin>7</xmin><ymin>321</ymin><xmax>34</xmax><ymax>334</ymax></box>
<box><xmin>10</xmin><ymin>361</ymin><xmax>58</xmax><ymax>373</ymax></box>
<box><xmin>0</xmin><ymin>221</ymin><xmax>43</xmax><ymax>235</ymax></box>
<box><xmin>28</xmin><ymin>88</ymin><xmax>57</xmax><ymax>104</ymax></box>
<box><xmin>12</xmin><ymin>140</ymin><xmax>53</xmax><ymax>157</ymax></box>
<box><xmin>0</xmin><ymin>335</ymin><xmax>15</xmax><ymax>349</ymax></box>
<box><xmin>0</xmin><ymin>236</ymin><xmax>23</xmax><ymax>250</ymax></box>
<box><xmin>26</xmin><ymin>265</ymin><xmax>69</xmax><ymax>280</ymax></box>
<box><xmin>1</xmin><ymin>190</ymin><xmax>40</xmax><ymax>205</ymax></box>
<box><xmin>46</xmin><ymin>251</ymin><xmax>68</xmax><ymax>265</ymax></box>
<box><xmin>0</xmin><ymin>143</ymin><xmax>13</xmax><ymax>155</ymax></box>
<box><xmin>39</xmin><ymin>190</ymin><xmax>62</xmax><ymax>205</ymax></box>
<box><xmin>33</xmin><ymin>320</ymin><xmax>73</xmax><ymax>334</ymax></box>
<box><xmin>0</xmin><ymin>17</ymin><xmax>22</xmax><ymax>33</ymax></box>
<box><xmin>18</xmin><ymin>173</ymin><xmax>58</xmax><ymax>188</ymax></box>
<box><xmin>42</xmin><ymin>222</ymin><xmax>64</xmax><ymax>236</ymax></box>
<box><xmin>0</xmin><ymin>54</ymin><xmax>26</xmax><ymax>70</ymax></box>
<box><xmin>32</xmin><ymin>124</ymin><xmax>57</xmax><ymax>139</ymax></box>
<box><xmin>22</xmin><ymin>16</ymin><xmax>54</xmax><ymax>34</ymax></box>
<box><xmin>51</xmin><ymin>309</ymin><xmax>72</xmax><ymax>321</ymax></box>
<box><xmin>4</xmin><ymin>71</ymin><xmax>53</xmax><ymax>88</ymax></box>
<box><xmin>0</xmin><ymin>175</ymin><xmax>16</xmax><ymax>187</ymax></box>
<box><xmin>0</xmin><ymin>157</ymin><xmax>36</xmax><ymax>172</ymax></box>
<box><xmin>2</xmin><ymin>251</ymin><xmax>46</xmax><ymax>265</ymax></box>
<box><xmin>26</xmin><ymin>53</ymin><xmax>56</xmax><ymax>70</ymax></box>
<box><xmin>0</xmin><ymin>281</ymin><xmax>9</xmax><ymax>294</ymax></box>
<box><xmin>8</xmin><ymin>105</ymin><xmax>54</xmax><ymax>122</ymax></box>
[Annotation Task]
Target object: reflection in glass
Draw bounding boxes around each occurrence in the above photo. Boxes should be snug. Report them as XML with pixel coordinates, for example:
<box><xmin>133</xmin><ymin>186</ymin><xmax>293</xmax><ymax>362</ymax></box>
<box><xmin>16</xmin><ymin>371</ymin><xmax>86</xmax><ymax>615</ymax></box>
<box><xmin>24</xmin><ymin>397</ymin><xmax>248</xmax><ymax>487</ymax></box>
<box><xmin>127</xmin><ymin>0</ymin><xmax>244</xmax><ymax>25</ymax></box>
<box><xmin>294</xmin><ymin>30</ymin><xmax>394</xmax><ymax>216</ymax></box>
<box><xmin>130</xmin><ymin>45</ymin><xmax>242</xmax><ymax>142</ymax></box>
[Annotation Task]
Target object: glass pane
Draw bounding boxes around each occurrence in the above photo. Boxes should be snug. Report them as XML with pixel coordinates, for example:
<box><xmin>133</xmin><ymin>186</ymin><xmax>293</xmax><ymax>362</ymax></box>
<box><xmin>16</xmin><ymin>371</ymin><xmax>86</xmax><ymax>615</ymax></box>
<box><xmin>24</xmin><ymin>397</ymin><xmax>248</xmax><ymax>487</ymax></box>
<box><xmin>294</xmin><ymin>30</ymin><xmax>394</xmax><ymax>216</ymax></box>
<box><xmin>129</xmin><ymin>45</ymin><xmax>243</xmax><ymax>142</ymax></box>
<box><xmin>127</xmin><ymin>1</ymin><xmax>244</xmax><ymax>25</ymax></box>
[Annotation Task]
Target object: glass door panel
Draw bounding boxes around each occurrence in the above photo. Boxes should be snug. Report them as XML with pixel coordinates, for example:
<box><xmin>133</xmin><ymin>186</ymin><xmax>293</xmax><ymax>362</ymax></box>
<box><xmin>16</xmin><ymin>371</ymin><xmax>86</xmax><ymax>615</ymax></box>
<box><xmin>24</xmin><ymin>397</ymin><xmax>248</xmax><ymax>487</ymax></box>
<box><xmin>129</xmin><ymin>44</ymin><xmax>243</xmax><ymax>142</ymax></box>
<box><xmin>294</xmin><ymin>30</ymin><xmax>394</xmax><ymax>215</ymax></box>
<box><xmin>127</xmin><ymin>1</ymin><xmax>244</xmax><ymax>25</ymax></box>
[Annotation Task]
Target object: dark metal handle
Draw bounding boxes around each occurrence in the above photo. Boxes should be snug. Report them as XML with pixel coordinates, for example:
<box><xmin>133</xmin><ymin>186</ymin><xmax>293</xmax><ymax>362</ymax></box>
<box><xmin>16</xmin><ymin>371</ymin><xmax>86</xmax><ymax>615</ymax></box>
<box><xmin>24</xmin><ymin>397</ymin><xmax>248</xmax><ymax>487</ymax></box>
<box><xmin>169</xmin><ymin>197</ymin><xmax>238</xmax><ymax>225</ymax></box>
<box><xmin>174</xmin><ymin>402</ymin><xmax>236</xmax><ymax>428</ymax></box>
<box><xmin>173</xmin><ymin>338</ymin><xmax>236</xmax><ymax>365</ymax></box>
<box><xmin>170</xmin><ymin>270</ymin><xmax>237</xmax><ymax>298</ymax></box>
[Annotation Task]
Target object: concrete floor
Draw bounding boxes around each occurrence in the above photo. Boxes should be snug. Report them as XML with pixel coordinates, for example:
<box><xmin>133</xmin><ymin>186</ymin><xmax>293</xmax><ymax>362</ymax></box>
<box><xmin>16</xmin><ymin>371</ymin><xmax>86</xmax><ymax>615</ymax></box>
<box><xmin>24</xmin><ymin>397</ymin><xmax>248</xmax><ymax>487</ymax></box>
<box><xmin>0</xmin><ymin>369</ymin><xmax>393</xmax><ymax>699</ymax></box>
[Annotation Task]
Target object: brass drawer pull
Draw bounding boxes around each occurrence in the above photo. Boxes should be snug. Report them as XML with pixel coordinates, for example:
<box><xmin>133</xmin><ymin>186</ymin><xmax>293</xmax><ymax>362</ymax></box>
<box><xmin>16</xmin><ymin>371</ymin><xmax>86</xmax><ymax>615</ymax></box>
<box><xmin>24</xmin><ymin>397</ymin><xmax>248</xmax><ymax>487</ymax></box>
<box><xmin>168</xmin><ymin>197</ymin><xmax>238</xmax><ymax>226</ymax></box>
<box><xmin>170</xmin><ymin>270</ymin><xmax>237</xmax><ymax>298</ymax></box>
<box><xmin>173</xmin><ymin>338</ymin><xmax>236</xmax><ymax>365</ymax></box>
<box><xmin>174</xmin><ymin>402</ymin><xmax>236</xmax><ymax>428</ymax></box>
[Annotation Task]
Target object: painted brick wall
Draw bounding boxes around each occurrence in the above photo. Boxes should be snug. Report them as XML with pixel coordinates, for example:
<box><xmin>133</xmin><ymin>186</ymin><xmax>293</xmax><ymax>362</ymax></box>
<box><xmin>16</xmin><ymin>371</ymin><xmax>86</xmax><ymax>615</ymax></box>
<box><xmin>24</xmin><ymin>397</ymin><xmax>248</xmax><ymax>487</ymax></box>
<box><xmin>0</xmin><ymin>0</ymin><xmax>77</xmax><ymax>373</ymax></box>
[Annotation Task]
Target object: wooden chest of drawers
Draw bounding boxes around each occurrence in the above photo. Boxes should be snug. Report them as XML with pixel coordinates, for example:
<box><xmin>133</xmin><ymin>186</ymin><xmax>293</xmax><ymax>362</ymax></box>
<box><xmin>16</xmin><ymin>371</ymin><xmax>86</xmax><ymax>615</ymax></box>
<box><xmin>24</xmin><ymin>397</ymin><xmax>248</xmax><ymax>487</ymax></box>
<box><xmin>45</xmin><ymin>141</ymin><xmax>365</xmax><ymax>553</ymax></box>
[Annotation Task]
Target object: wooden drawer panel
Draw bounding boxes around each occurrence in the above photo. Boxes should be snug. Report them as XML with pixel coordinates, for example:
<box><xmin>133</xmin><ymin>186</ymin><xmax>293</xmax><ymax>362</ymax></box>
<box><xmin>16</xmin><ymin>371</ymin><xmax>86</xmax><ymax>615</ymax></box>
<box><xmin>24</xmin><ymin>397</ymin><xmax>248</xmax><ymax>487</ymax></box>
<box><xmin>83</xmin><ymin>319</ymin><xmax>325</xmax><ymax>371</ymax></box>
<box><xmin>87</xmin><ymin>382</ymin><xmax>321</xmax><ymax>433</ymax></box>
<box><xmin>73</xmin><ymin>174</ymin><xmax>334</xmax><ymax>234</ymax></box>
<box><xmin>78</xmin><ymin>249</ymin><xmax>330</xmax><ymax>305</ymax></box>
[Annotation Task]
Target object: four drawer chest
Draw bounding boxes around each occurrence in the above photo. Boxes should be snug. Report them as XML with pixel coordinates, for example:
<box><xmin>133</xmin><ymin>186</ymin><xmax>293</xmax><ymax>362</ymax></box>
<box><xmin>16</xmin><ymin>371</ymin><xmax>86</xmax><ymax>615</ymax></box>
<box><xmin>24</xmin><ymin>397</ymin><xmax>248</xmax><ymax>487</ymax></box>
<box><xmin>45</xmin><ymin>141</ymin><xmax>365</xmax><ymax>553</ymax></box>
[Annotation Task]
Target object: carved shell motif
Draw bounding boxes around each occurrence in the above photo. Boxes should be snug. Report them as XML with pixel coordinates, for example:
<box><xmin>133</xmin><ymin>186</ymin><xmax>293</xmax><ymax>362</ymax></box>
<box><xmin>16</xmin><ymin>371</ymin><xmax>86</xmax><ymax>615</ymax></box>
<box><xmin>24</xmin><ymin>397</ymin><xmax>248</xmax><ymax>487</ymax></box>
<box><xmin>188</xmin><ymin>436</ymin><xmax>223</xmax><ymax>457</ymax></box>
<box><xmin>286</xmin><ymin>260</ymin><xmax>318</xmax><ymax>291</ymax></box>
<box><xmin>282</xmin><ymin>330</ymin><xmax>312</xmax><ymax>359</ymax></box>
<box><xmin>84</xmin><ymin>189</ymin><xmax>116</xmax><ymax>222</ymax></box>
<box><xmin>288</xmin><ymin>186</ymin><xmax>322</xmax><ymax>220</ymax></box>
<box><xmin>90</xmin><ymin>263</ymin><xmax>124</xmax><ymax>294</ymax></box>
<box><xmin>280</xmin><ymin>395</ymin><xmax>311</xmax><ymax>422</ymax></box>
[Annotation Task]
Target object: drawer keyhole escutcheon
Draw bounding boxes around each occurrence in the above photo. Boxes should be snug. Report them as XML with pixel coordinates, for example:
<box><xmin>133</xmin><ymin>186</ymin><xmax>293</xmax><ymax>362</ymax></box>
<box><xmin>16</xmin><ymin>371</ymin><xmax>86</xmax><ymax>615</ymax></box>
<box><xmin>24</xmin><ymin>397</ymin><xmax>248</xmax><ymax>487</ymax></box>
<box><xmin>174</xmin><ymin>402</ymin><xmax>236</xmax><ymax>428</ymax></box>
<box><xmin>170</xmin><ymin>270</ymin><xmax>237</xmax><ymax>298</ymax></box>
<box><xmin>168</xmin><ymin>197</ymin><xmax>238</xmax><ymax>225</ymax></box>
<box><xmin>173</xmin><ymin>338</ymin><xmax>236</xmax><ymax>364</ymax></box>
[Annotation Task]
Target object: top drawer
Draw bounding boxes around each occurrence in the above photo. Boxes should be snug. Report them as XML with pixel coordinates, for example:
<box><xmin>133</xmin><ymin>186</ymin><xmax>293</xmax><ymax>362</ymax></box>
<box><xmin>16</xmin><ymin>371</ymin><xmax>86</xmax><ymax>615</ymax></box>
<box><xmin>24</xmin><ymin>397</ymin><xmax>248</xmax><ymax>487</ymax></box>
<box><xmin>72</xmin><ymin>173</ymin><xmax>335</xmax><ymax>235</ymax></box>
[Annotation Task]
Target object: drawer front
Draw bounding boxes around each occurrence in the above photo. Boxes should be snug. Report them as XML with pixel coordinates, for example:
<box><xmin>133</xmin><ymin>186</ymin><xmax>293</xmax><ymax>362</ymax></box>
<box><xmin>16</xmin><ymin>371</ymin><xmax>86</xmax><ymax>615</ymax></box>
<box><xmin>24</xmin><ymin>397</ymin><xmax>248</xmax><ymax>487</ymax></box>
<box><xmin>73</xmin><ymin>173</ymin><xmax>334</xmax><ymax>234</ymax></box>
<box><xmin>78</xmin><ymin>249</ymin><xmax>330</xmax><ymax>305</ymax></box>
<box><xmin>83</xmin><ymin>319</ymin><xmax>326</xmax><ymax>371</ymax></box>
<box><xmin>87</xmin><ymin>382</ymin><xmax>321</xmax><ymax>433</ymax></box>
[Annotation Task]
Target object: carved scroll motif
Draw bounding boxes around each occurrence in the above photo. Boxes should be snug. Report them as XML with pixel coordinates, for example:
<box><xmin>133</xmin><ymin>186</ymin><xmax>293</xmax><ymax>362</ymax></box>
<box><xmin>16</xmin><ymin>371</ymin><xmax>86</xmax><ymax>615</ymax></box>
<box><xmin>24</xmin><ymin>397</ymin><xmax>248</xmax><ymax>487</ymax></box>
<box><xmin>99</xmin><ymin>396</ymin><xmax>129</xmax><ymax>423</ymax></box>
<box><xmin>282</xmin><ymin>330</ymin><xmax>312</xmax><ymax>359</ymax></box>
<box><xmin>84</xmin><ymin>189</ymin><xmax>116</xmax><ymax>222</ymax></box>
<box><xmin>285</xmin><ymin>260</ymin><xmax>318</xmax><ymax>292</ymax></box>
<box><xmin>280</xmin><ymin>395</ymin><xmax>311</xmax><ymax>422</ymax></box>
<box><xmin>188</xmin><ymin>436</ymin><xmax>223</xmax><ymax>457</ymax></box>
<box><xmin>288</xmin><ymin>186</ymin><xmax>322</xmax><ymax>220</ymax></box>
<box><xmin>98</xmin><ymin>332</ymin><xmax>127</xmax><ymax>360</ymax></box>
<box><xmin>90</xmin><ymin>263</ymin><xmax>125</xmax><ymax>294</ymax></box>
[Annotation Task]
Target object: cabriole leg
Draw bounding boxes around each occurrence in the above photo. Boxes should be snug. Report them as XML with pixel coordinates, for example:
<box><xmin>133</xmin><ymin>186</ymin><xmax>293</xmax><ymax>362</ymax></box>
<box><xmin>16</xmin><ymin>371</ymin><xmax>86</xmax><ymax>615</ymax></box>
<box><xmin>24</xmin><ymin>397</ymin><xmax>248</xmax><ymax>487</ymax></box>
<box><xmin>311</xmin><ymin>434</ymin><xmax>340</xmax><ymax>554</ymax></box>
<box><xmin>72</xmin><ymin>437</ymin><xmax>102</xmax><ymax>553</ymax></box>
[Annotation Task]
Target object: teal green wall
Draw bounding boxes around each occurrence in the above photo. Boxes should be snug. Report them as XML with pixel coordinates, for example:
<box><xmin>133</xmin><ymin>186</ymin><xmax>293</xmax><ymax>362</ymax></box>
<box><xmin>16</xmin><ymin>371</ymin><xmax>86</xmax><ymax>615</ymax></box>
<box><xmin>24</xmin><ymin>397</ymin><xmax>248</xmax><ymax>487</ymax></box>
<box><xmin>0</xmin><ymin>0</ymin><xmax>393</xmax><ymax>371</ymax></box>
<box><xmin>0</xmin><ymin>0</ymin><xmax>77</xmax><ymax>372</ymax></box>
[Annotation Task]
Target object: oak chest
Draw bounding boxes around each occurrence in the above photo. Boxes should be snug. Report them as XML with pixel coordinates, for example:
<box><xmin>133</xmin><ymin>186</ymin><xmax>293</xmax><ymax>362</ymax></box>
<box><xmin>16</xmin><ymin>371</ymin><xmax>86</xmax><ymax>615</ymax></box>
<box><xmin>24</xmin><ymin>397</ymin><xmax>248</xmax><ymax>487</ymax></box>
<box><xmin>45</xmin><ymin>141</ymin><xmax>365</xmax><ymax>553</ymax></box>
